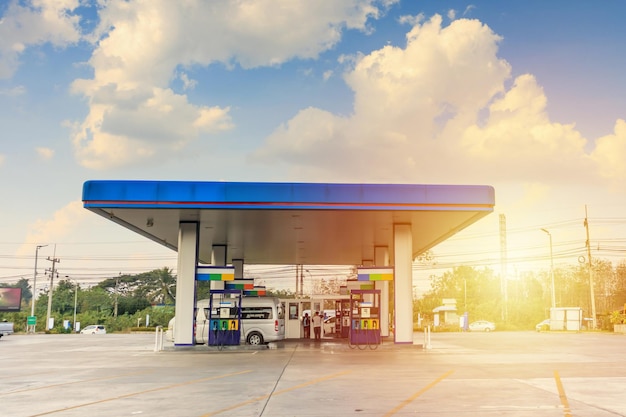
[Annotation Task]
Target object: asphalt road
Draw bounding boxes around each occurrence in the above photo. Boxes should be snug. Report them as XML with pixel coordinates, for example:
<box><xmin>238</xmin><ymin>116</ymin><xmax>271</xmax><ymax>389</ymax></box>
<box><xmin>1</xmin><ymin>331</ymin><xmax>625</xmax><ymax>416</ymax></box>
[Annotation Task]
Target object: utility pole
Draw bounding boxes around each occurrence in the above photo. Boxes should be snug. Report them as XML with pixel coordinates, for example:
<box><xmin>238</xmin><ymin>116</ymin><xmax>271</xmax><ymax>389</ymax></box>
<box><xmin>30</xmin><ymin>244</ymin><xmax>47</xmax><ymax>333</ymax></box>
<box><xmin>295</xmin><ymin>265</ymin><xmax>301</xmax><ymax>298</ymax></box>
<box><xmin>584</xmin><ymin>205</ymin><xmax>597</xmax><ymax>329</ymax></box>
<box><xmin>45</xmin><ymin>248</ymin><xmax>60</xmax><ymax>331</ymax></box>
<box><xmin>299</xmin><ymin>264</ymin><xmax>304</xmax><ymax>297</ymax></box>
<box><xmin>541</xmin><ymin>228</ymin><xmax>557</xmax><ymax>309</ymax></box>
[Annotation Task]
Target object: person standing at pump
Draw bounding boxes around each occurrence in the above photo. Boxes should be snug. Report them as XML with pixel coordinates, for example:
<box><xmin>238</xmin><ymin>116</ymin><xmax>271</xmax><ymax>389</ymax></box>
<box><xmin>303</xmin><ymin>313</ymin><xmax>311</xmax><ymax>339</ymax></box>
<box><xmin>312</xmin><ymin>311</ymin><xmax>322</xmax><ymax>340</ymax></box>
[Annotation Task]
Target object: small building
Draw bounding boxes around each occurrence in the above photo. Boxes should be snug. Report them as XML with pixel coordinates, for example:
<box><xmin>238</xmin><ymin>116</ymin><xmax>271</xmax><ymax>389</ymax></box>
<box><xmin>550</xmin><ymin>307</ymin><xmax>582</xmax><ymax>331</ymax></box>
<box><xmin>433</xmin><ymin>299</ymin><xmax>458</xmax><ymax>327</ymax></box>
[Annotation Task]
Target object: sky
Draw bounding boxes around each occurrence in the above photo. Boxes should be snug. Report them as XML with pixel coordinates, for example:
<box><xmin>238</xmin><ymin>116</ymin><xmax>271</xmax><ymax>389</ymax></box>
<box><xmin>1</xmin><ymin>0</ymin><xmax>626</xmax><ymax>296</ymax></box>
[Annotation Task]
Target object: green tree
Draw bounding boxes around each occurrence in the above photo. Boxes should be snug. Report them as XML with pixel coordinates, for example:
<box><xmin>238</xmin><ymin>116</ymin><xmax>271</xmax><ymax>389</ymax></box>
<box><xmin>98</xmin><ymin>268</ymin><xmax>176</xmax><ymax>305</ymax></box>
<box><xmin>135</xmin><ymin>267</ymin><xmax>176</xmax><ymax>304</ymax></box>
<box><xmin>117</xmin><ymin>295</ymin><xmax>151</xmax><ymax>315</ymax></box>
<box><xmin>266</xmin><ymin>288</ymin><xmax>297</xmax><ymax>298</ymax></box>
<box><xmin>312</xmin><ymin>277</ymin><xmax>346</xmax><ymax>295</ymax></box>
<box><xmin>593</xmin><ymin>258</ymin><xmax>616</xmax><ymax>314</ymax></box>
<box><xmin>52</xmin><ymin>279</ymin><xmax>78</xmax><ymax>315</ymax></box>
<box><xmin>556</xmin><ymin>264</ymin><xmax>594</xmax><ymax>314</ymax></box>
<box><xmin>16</xmin><ymin>278</ymin><xmax>33</xmax><ymax>304</ymax></box>
<box><xmin>418</xmin><ymin>266</ymin><xmax>506</xmax><ymax>327</ymax></box>
<box><xmin>504</xmin><ymin>271</ymin><xmax>546</xmax><ymax>328</ymax></box>
<box><xmin>614</xmin><ymin>261</ymin><xmax>626</xmax><ymax>311</ymax></box>
<box><xmin>80</xmin><ymin>286</ymin><xmax>113</xmax><ymax>317</ymax></box>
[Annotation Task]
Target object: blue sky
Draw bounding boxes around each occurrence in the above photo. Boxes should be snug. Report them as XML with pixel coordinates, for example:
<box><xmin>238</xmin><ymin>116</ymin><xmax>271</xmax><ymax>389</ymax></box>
<box><xmin>1</xmin><ymin>1</ymin><xmax>626</xmax><ymax>294</ymax></box>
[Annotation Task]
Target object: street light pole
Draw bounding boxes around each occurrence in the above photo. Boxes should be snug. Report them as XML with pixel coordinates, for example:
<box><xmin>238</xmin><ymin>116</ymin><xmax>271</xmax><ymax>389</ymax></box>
<box><xmin>541</xmin><ymin>228</ymin><xmax>556</xmax><ymax>309</ymax></box>
<box><xmin>30</xmin><ymin>244</ymin><xmax>47</xmax><ymax>333</ymax></box>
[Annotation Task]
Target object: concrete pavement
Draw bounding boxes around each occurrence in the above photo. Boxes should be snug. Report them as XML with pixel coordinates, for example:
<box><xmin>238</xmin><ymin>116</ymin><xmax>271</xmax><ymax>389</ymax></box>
<box><xmin>1</xmin><ymin>331</ymin><xmax>625</xmax><ymax>416</ymax></box>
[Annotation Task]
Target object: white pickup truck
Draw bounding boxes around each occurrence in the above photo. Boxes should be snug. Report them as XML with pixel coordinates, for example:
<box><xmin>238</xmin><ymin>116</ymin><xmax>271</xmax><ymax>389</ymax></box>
<box><xmin>0</xmin><ymin>320</ymin><xmax>14</xmax><ymax>338</ymax></box>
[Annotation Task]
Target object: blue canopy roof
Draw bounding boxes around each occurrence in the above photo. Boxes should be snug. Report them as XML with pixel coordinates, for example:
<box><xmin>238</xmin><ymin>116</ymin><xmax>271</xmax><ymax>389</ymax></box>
<box><xmin>83</xmin><ymin>180</ymin><xmax>494</xmax><ymax>265</ymax></box>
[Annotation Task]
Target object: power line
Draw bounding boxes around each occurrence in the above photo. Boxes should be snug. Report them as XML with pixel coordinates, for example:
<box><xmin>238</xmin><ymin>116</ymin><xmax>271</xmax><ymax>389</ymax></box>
<box><xmin>2</xmin><ymin>215</ymin><xmax>626</xmax><ymax>287</ymax></box>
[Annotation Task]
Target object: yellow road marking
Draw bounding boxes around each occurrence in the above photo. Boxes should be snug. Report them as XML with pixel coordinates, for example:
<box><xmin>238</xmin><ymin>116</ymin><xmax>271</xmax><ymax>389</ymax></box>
<box><xmin>2</xmin><ymin>370</ymin><xmax>56</xmax><ymax>381</ymax></box>
<box><xmin>29</xmin><ymin>370</ymin><xmax>252</xmax><ymax>417</ymax></box>
<box><xmin>554</xmin><ymin>370</ymin><xmax>573</xmax><ymax>417</ymax></box>
<box><xmin>0</xmin><ymin>370</ymin><xmax>152</xmax><ymax>396</ymax></box>
<box><xmin>383</xmin><ymin>370</ymin><xmax>454</xmax><ymax>417</ymax></box>
<box><xmin>200</xmin><ymin>370</ymin><xmax>352</xmax><ymax>416</ymax></box>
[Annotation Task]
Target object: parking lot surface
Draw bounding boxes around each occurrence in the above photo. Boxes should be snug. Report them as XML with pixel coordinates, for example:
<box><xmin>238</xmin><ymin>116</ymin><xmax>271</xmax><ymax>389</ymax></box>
<box><xmin>2</xmin><ymin>331</ymin><xmax>625</xmax><ymax>416</ymax></box>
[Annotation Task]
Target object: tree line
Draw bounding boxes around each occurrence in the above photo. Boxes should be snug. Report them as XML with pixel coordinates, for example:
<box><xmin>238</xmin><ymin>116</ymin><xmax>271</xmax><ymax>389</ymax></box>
<box><xmin>415</xmin><ymin>258</ymin><xmax>626</xmax><ymax>330</ymax></box>
<box><xmin>3</xmin><ymin>257</ymin><xmax>625</xmax><ymax>334</ymax></box>
<box><xmin>0</xmin><ymin>267</ymin><xmax>176</xmax><ymax>333</ymax></box>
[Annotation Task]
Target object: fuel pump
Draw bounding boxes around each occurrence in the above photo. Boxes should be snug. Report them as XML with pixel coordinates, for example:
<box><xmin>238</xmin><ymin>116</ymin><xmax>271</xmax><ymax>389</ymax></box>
<box><xmin>208</xmin><ymin>289</ymin><xmax>242</xmax><ymax>349</ymax></box>
<box><xmin>335</xmin><ymin>299</ymin><xmax>351</xmax><ymax>338</ymax></box>
<box><xmin>348</xmin><ymin>289</ymin><xmax>381</xmax><ymax>350</ymax></box>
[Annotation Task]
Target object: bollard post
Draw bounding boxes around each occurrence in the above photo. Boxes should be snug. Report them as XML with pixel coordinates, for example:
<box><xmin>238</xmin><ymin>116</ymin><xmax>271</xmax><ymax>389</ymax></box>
<box><xmin>154</xmin><ymin>325</ymin><xmax>164</xmax><ymax>352</ymax></box>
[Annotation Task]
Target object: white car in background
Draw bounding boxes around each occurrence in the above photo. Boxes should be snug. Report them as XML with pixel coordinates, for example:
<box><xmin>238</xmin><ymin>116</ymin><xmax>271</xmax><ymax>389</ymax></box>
<box><xmin>469</xmin><ymin>320</ymin><xmax>496</xmax><ymax>332</ymax></box>
<box><xmin>535</xmin><ymin>319</ymin><xmax>550</xmax><ymax>331</ymax></box>
<box><xmin>323</xmin><ymin>316</ymin><xmax>336</xmax><ymax>336</ymax></box>
<box><xmin>80</xmin><ymin>325</ymin><xmax>106</xmax><ymax>334</ymax></box>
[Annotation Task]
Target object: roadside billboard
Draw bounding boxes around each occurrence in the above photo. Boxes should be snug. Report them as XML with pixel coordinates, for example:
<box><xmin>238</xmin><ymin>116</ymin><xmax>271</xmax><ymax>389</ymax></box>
<box><xmin>0</xmin><ymin>287</ymin><xmax>22</xmax><ymax>312</ymax></box>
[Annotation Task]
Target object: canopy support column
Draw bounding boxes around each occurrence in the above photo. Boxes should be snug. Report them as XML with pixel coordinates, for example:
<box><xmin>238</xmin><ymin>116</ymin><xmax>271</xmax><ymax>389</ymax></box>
<box><xmin>174</xmin><ymin>221</ymin><xmax>199</xmax><ymax>346</ymax></box>
<box><xmin>394</xmin><ymin>224</ymin><xmax>413</xmax><ymax>344</ymax></box>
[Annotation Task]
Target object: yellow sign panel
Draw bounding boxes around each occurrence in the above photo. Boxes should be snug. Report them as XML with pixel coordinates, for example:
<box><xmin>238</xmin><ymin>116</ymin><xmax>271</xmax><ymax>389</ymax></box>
<box><xmin>212</xmin><ymin>319</ymin><xmax>239</xmax><ymax>331</ymax></box>
<box><xmin>360</xmin><ymin>319</ymin><xmax>379</xmax><ymax>329</ymax></box>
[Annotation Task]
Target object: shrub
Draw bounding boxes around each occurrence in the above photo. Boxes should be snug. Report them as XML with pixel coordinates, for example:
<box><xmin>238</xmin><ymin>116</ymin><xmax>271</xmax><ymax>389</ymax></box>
<box><xmin>609</xmin><ymin>311</ymin><xmax>625</xmax><ymax>325</ymax></box>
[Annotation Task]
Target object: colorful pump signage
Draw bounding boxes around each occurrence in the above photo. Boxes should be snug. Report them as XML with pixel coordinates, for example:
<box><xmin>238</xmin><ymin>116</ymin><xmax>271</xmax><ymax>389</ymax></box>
<box><xmin>196</xmin><ymin>267</ymin><xmax>266</xmax><ymax>295</ymax></box>
<box><xmin>356</xmin><ymin>267</ymin><xmax>394</xmax><ymax>282</ymax></box>
<box><xmin>196</xmin><ymin>266</ymin><xmax>235</xmax><ymax>281</ymax></box>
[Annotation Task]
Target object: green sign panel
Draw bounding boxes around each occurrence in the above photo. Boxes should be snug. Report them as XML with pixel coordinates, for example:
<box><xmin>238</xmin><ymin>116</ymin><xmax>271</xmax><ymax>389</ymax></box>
<box><xmin>27</xmin><ymin>316</ymin><xmax>36</xmax><ymax>325</ymax></box>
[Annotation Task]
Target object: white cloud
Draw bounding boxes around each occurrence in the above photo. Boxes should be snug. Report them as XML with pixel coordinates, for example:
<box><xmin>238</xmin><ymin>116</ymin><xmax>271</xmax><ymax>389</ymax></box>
<box><xmin>509</xmin><ymin>182</ymin><xmax>551</xmax><ymax>213</ymax></box>
<box><xmin>178</xmin><ymin>72</ymin><xmax>197</xmax><ymax>91</ymax></box>
<box><xmin>253</xmin><ymin>106</ymin><xmax>350</xmax><ymax>171</ymax></box>
<box><xmin>460</xmin><ymin>73</ymin><xmax>592</xmax><ymax>182</ymax></box>
<box><xmin>36</xmin><ymin>147</ymin><xmax>54</xmax><ymax>160</ymax></box>
<box><xmin>398</xmin><ymin>14</ymin><xmax>424</xmax><ymax>26</ymax></box>
<box><xmin>70</xmin><ymin>0</ymin><xmax>392</xmax><ymax>169</ymax></box>
<box><xmin>0</xmin><ymin>0</ymin><xmax>81</xmax><ymax>78</ymax></box>
<box><xmin>20</xmin><ymin>200</ymin><xmax>87</xmax><ymax>256</ymax></box>
<box><xmin>591</xmin><ymin>119</ymin><xmax>626</xmax><ymax>185</ymax></box>
<box><xmin>251</xmin><ymin>14</ymin><xmax>609</xmax><ymax>188</ymax></box>
<box><xmin>463</xmin><ymin>5</ymin><xmax>476</xmax><ymax>17</ymax></box>
<box><xmin>70</xmin><ymin>87</ymin><xmax>233</xmax><ymax>169</ymax></box>
<box><xmin>300</xmin><ymin>68</ymin><xmax>314</xmax><ymax>77</ymax></box>
<box><xmin>252</xmin><ymin>15</ymin><xmax>510</xmax><ymax>181</ymax></box>
<box><xmin>0</xmin><ymin>85</ymin><xmax>26</xmax><ymax>96</ymax></box>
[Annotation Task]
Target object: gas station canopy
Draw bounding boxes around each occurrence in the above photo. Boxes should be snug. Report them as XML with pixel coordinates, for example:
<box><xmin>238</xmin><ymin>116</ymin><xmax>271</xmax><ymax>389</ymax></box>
<box><xmin>82</xmin><ymin>180</ymin><xmax>495</xmax><ymax>266</ymax></box>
